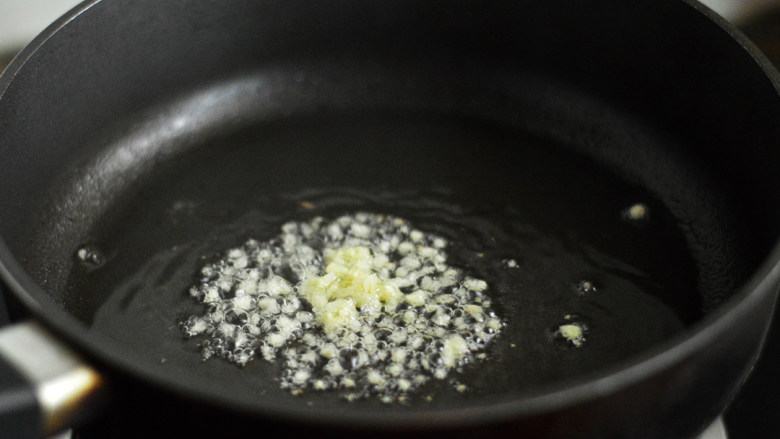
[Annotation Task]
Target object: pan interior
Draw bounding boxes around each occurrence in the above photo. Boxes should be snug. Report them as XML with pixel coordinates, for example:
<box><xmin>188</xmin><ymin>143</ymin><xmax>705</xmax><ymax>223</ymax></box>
<box><xmin>16</xmin><ymin>65</ymin><xmax>751</xmax><ymax>413</ymax></box>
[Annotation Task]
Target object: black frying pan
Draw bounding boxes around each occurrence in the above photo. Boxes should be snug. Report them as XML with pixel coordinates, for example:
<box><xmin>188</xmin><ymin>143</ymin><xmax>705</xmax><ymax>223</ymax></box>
<box><xmin>0</xmin><ymin>1</ymin><xmax>779</xmax><ymax>438</ymax></box>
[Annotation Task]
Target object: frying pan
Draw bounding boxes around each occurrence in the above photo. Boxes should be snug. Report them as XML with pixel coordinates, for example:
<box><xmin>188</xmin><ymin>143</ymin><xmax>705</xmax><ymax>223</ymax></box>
<box><xmin>0</xmin><ymin>0</ymin><xmax>779</xmax><ymax>438</ymax></box>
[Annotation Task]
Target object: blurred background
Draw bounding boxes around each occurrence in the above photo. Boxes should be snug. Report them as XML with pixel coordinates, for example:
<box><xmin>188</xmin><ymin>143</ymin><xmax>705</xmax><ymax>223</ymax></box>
<box><xmin>2</xmin><ymin>0</ymin><xmax>779</xmax><ymax>71</ymax></box>
<box><xmin>0</xmin><ymin>0</ymin><xmax>779</xmax><ymax>52</ymax></box>
<box><xmin>0</xmin><ymin>0</ymin><xmax>81</xmax><ymax>49</ymax></box>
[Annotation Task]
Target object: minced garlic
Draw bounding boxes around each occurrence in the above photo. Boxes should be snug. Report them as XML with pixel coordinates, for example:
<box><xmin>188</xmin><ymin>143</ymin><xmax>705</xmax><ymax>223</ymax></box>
<box><xmin>182</xmin><ymin>212</ymin><xmax>504</xmax><ymax>403</ymax></box>
<box><xmin>300</xmin><ymin>247</ymin><xmax>401</xmax><ymax>332</ymax></box>
<box><xmin>559</xmin><ymin>323</ymin><xmax>585</xmax><ymax>347</ymax></box>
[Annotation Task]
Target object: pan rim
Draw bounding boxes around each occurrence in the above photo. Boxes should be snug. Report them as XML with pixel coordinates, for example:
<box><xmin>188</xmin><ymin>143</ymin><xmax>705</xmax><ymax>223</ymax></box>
<box><xmin>0</xmin><ymin>0</ymin><xmax>779</xmax><ymax>430</ymax></box>
<box><xmin>1</xmin><ymin>228</ymin><xmax>779</xmax><ymax>429</ymax></box>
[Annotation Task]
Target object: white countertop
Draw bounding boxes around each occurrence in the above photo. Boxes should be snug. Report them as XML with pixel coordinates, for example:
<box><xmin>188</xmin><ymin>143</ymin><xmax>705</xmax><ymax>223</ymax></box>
<box><xmin>0</xmin><ymin>0</ymin><xmax>82</xmax><ymax>50</ymax></box>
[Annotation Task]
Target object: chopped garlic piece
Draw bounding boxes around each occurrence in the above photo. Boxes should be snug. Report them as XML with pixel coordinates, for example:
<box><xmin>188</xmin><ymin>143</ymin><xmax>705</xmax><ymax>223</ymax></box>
<box><xmin>404</xmin><ymin>289</ymin><xmax>428</xmax><ymax>307</ymax></box>
<box><xmin>464</xmin><ymin>278</ymin><xmax>488</xmax><ymax>292</ymax></box>
<box><xmin>464</xmin><ymin>304</ymin><xmax>484</xmax><ymax>322</ymax></box>
<box><xmin>301</xmin><ymin>247</ymin><xmax>402</xmax><ymax>332</ymax></box>
<box><xmin>559</xmin><ymin>323</ymin><xmax>585</xmax><ymax>347</ymax></box>
<box><xmin>441</xmin><ymin>335</ymin><xmax>469</xmax><ymax>367</ymax></box>
<box><xmin>183</xmin><ymin>212</ymin><xmax>503</xmax><ymax>403</ymax></box>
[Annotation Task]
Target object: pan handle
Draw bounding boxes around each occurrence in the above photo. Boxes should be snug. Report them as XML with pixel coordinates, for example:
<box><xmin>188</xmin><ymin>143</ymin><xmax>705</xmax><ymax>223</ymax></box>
<box><xmin>0</xmin><ymin>321</ymin><xmax>105</xmax><ymax>438</ymax></box>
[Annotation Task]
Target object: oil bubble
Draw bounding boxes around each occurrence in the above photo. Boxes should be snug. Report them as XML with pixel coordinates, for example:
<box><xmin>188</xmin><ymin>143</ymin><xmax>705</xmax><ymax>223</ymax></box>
<box><xmin>622</xmin><ymin>203</ymin><xmax>649</xmax><ymax>222</ymax></box>
<box><xmin>75</xmin><ymin>244</ymin><xmax>106</xmax><ymax>270</ymax></box>
<box><xmin>575</xmin><ymin>280</ymin><xmax>597</xmax><ymax>296</ymax></box>
<box><xmin>182</xmin><ymin>213</ymin><xmax>504</xmax><ymax>403</ymax></box>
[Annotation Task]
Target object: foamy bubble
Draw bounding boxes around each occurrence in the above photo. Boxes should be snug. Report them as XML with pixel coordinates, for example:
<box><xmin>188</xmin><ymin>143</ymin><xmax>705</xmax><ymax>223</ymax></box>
<box><xmin>181</xmin><ymin>213</ymin><xmax>504</xmax><ymax>402</ymax></box>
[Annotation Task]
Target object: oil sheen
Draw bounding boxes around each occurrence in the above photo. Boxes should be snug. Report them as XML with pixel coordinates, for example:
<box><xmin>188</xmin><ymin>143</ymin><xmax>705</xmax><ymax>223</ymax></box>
<box><xmin>79</xmin><ymin>113</ymin><xmax>701</xmax><ymax>404</ymax></box>
<box><xmin>182</xmin><ymin>213</ymin><xmax>503</xmax><ymax>402</ymax></box>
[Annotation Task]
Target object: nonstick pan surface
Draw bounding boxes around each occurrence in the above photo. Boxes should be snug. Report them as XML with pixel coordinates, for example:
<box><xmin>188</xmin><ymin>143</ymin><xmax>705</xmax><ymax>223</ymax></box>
<box><xmin>1</xmin><ymin>0</ymin><xmax>780</xmax><ymax>438</ymax></box>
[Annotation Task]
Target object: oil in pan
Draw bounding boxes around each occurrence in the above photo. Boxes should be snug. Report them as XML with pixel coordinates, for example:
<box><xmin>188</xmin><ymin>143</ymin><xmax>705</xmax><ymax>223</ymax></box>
<box><xmin>79</xmin><ymin>113</ymin><xmax>703</xmax><ymax>406</ymax></box>
<box><xmin>182</xmin><ymin>212</ymin><xmax>503</xmax><ymax>403</ymax></box>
